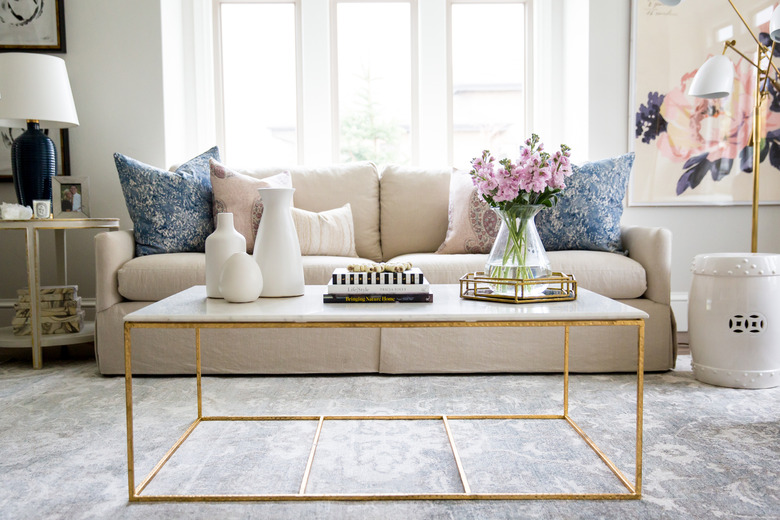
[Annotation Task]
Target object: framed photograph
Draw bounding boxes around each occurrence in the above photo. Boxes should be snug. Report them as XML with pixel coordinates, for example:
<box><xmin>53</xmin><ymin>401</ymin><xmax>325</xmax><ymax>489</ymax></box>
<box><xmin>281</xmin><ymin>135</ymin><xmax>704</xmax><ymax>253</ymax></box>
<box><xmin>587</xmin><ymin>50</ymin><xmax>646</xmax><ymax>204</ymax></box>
<box><xmin>630</xmin><ymin>0</ymin><xmax>780</xmax><ymax>206</ymax></box>
<box><xmin>0</xmin><ymin>0</ymin><xmax>66</xmax><ymax>52</ymax></box>
<box><xmin>0</xmin><ymin>128</ymin><xmax>70</xmax><ymax>182</ymax></box>
<box><xmin>53</xmin><ymin>177</ymin><xmax>89</xmax><ymax>218</ymax></box>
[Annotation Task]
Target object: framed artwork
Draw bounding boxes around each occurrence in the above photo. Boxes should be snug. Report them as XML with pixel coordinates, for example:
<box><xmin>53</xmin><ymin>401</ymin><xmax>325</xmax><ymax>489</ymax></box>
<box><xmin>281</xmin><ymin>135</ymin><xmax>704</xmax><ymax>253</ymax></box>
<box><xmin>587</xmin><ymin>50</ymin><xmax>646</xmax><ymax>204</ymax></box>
<box><xmin>53</xmin><ymin>176</ymin><xmax>89</xmax><ymax>218</ymax></box>
<box><xmin>0</xmin><ymin>0</ymin><xmax>66</xmax><ymax>52</ymax></box>
<box><xmin>630</xmin><ymin>0</ymin><xmax>780</xmax><ymax>206</ymax></box>
<box><xmin>0</xmin><ymin>128</ymin><xmax>70</xmax><ymax>182</ymax></box>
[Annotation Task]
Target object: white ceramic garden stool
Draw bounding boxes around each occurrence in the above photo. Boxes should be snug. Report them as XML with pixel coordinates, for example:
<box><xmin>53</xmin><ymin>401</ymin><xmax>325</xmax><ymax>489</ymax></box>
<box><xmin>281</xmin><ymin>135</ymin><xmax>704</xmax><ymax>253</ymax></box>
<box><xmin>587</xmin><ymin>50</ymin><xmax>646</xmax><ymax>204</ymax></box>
<box><xmin>688</xmin><ymin>253</ymin><xmax>780</xmax><ymax>389</ymax></box>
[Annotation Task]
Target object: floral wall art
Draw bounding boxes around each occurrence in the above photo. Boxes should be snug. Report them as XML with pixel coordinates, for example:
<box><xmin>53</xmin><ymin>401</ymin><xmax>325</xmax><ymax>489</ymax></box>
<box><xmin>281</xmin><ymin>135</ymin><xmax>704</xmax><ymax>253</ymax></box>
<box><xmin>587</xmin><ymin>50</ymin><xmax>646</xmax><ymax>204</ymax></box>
<box><xmin>632</xmin><ymin>0</ymin><xmax>780</xmax><ymax>205</ymax></box>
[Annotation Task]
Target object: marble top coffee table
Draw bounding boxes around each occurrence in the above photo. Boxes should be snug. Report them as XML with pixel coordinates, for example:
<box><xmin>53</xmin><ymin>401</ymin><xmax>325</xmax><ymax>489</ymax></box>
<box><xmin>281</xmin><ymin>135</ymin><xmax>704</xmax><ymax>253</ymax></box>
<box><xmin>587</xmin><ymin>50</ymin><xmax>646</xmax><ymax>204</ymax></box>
<box><xmin>123</xmin><ymin>284</ymin><xmax>648</xmax><ymax>502</ymax></box>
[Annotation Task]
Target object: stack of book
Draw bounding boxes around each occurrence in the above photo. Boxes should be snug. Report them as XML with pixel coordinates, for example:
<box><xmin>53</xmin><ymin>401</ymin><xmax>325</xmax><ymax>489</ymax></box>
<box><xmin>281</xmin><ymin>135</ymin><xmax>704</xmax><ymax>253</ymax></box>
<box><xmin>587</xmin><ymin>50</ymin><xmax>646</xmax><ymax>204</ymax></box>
<box><xmin>324</xmin><ymin>267</ymin><xmax>432</xmax><ymax>303</ymax></box>
<box><xmin>12</xmin><ymin>285</ymin><xmax>84</xmax><ymax>336</ymax></box>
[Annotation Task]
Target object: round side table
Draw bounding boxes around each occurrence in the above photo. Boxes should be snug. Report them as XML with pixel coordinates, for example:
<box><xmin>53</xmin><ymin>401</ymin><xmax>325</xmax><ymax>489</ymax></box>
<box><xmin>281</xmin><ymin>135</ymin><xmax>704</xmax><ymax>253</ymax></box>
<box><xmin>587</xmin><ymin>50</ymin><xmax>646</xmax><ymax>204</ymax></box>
<box><xmin>689</xmin><ymin>252</ymin><xmax>780</xmax><ymax>389</ymax></box>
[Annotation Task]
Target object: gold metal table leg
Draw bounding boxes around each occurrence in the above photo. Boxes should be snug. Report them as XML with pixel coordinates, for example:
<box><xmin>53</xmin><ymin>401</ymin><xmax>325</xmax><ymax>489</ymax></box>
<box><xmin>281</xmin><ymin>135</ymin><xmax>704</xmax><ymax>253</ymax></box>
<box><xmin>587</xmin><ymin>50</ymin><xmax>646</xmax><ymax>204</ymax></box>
<box><xmin>124</xmin><ymin>319</ymin><xmax>645</xmax><ymax>501</ymax></box>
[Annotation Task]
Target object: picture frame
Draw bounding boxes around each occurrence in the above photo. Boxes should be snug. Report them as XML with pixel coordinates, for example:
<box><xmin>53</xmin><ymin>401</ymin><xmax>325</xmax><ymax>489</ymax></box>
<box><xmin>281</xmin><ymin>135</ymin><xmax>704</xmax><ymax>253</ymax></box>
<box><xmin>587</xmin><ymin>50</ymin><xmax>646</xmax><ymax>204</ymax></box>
<box><xmin>0</xmin><ymin>128</ymin><xmax>70</xmax><ymax>183</ymax></box>
<box><xmin>630</xmin><ymin>0</ymin><xmax>780</xmax><ymax>206</ymax></box>
<box><xmin>0</xmin><ymin>0</ymin><xmax>66</xmax><ymax>52</ymax></box>
<box><xmin>53</xmin><ymin>177</ymin><xmax>89</xmax><ymax>218</ymax></box>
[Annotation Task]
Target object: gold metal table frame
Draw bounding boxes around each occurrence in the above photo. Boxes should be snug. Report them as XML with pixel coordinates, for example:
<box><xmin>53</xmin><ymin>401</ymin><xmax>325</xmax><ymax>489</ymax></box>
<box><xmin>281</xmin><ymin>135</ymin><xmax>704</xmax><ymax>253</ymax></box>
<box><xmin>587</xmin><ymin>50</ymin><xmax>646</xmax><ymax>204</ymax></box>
<box><xmin>124</xmin><ymin>318</ymin><xmax>644</xmax><ymax>502</ymax></box>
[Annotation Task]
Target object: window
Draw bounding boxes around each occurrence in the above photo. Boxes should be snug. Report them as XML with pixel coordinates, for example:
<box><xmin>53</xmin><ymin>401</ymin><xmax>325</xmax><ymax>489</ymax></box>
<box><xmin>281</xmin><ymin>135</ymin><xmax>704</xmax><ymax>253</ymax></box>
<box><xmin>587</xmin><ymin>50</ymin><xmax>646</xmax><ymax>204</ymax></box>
<box><xmin>335</xmin><ymin>2</ymin><xmax>414</xmax><ymax>164</ymax></box>
<box><xmin>450</xmin><ymin>2</ymin><xmax>525</xmax><ymax>167</ymax></box>
<box><xmin>217</xmin><ymin>1</ymin><xmax>299</xmax><ymax>165</ymax></box>
<box><xmin>212</xmin><ymin>0</ymin><xmax>530</xmax><ymax>167</ymax></box>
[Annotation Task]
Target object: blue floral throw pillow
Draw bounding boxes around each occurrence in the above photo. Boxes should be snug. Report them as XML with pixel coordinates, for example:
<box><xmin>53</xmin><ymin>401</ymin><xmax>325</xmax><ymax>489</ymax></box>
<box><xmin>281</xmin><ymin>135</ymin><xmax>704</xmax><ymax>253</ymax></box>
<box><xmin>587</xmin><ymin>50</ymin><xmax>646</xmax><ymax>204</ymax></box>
<box><xmin>114</xmin><ymin>147</ymin><xmax>219</xmax><ymax>256</ymax></box>
<box><xmin>536</xmin><ymin>153</ymin><xmax>634</xmax><ymax>253</ymax></box>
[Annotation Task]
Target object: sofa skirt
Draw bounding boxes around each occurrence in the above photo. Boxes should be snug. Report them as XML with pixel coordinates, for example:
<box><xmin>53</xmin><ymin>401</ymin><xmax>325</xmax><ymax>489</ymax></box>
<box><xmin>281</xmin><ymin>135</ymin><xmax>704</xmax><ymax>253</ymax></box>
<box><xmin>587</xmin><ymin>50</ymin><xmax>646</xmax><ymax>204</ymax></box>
<box><xmin>96</xmin><ymin>299</ymin><xmax>674</xmax><ymax>375</ymax></box>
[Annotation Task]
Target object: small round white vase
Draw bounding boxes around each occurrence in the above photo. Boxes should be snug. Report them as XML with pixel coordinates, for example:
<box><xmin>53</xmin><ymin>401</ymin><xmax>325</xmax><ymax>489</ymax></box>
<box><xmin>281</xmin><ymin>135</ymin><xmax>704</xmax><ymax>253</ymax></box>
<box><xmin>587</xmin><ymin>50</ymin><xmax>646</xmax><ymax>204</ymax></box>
<box><xmin>252</xmin><ymin>187</ymin><xmax>305</xmax><ymax>297</ymax></box>
<box><xmin>219</xmin><ymin>252</ymin><xmax>263</xmax><ymax>303</ymax></box>
<box><xmin>205</xmin><ymin>213</ymin><xmax>246</xmax><ymax>298</ymax></box>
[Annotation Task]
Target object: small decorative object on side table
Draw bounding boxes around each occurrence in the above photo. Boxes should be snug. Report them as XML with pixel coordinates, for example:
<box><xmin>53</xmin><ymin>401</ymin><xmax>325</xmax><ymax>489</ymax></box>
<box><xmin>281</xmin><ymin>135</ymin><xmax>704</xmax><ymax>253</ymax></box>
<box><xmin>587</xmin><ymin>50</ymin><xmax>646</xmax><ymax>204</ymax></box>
<box><xmin>468</xmin><ymin>134</ymin><xmax>573</xmax><ymax>297</ymax></box>
<box><xmin>0</xmin><ymin>217</ymin><xmax>120</xmax><ymax>368</ymax></box>
<box><xmin>32</xmin><ymin>200</ymin><xmax>51</xmax><ymax>219</ymax></box>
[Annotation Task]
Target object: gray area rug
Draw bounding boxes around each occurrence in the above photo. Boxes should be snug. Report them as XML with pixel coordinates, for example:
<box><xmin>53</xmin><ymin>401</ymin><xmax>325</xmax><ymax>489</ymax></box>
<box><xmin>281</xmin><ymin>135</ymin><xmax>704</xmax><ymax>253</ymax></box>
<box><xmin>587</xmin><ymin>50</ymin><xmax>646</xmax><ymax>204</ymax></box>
<box><xmin>1</xmin><ymin>355</ymin><xmax>779</xmax><ymax>519</ymax></box>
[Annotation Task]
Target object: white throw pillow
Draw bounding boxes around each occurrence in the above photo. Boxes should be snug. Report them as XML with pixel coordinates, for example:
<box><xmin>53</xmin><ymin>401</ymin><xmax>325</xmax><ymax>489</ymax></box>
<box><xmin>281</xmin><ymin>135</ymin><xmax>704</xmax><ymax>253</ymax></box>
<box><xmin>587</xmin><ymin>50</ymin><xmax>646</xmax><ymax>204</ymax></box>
<box><xmin>291</xmin><ymin>203</ymin><xmax>358</xmax><ymax>257</ymax></box>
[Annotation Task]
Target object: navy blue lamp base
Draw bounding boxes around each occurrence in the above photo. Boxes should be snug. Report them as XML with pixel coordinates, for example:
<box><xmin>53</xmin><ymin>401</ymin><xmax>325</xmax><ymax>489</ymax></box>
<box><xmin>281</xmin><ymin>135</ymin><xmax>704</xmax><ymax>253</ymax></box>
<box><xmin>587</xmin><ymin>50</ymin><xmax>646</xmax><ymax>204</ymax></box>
<box><xmin>12</xmin><ymin>121</ymin><xmax>57</xmax><ymax>207</ymax></box>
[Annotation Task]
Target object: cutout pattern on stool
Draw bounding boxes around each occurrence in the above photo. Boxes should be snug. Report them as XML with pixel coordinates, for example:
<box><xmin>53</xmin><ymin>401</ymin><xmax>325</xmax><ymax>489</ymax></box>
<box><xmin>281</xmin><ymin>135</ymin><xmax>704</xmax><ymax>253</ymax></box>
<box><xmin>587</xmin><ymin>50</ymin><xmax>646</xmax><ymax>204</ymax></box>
<box><xmin>729</xmin><ymin>314</ymin><xmax>766</xmax><ymax>335</ymax></box>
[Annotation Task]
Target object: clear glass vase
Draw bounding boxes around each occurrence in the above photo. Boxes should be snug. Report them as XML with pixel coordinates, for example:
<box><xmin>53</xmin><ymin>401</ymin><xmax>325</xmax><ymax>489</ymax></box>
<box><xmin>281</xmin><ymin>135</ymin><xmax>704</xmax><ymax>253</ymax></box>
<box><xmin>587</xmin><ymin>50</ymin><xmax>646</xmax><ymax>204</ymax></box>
<box><xmin>485</xmin><ymin>204</ymin><xmax>552</xmax><ymax>297</ymax></box>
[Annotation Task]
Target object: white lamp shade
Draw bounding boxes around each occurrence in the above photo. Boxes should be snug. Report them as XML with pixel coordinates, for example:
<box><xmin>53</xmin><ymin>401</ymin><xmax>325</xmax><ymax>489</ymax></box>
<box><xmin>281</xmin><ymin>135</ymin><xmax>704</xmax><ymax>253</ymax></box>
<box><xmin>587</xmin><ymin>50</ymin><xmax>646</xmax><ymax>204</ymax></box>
<box><xmin>771</xmin><ymin>6</ymin><xmax>780</xmax><ymax>43</ymax></box>
<box><xmin>688</xmin><ymin>55</ymin><xmax>734</xmax><ymax>99</ymax></box>
<box><xmin>0</xmin><ymin>53</ymin><xmax>78</xmax><ymax>128</ymax></box>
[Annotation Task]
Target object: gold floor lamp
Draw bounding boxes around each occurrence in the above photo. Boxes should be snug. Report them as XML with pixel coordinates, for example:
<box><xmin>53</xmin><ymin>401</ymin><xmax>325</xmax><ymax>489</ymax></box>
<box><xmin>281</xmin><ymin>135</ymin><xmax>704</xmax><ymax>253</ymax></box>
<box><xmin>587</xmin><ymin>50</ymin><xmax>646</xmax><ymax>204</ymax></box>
<box><xmin>662</xmin><ymin>0</ymin><xmax>780</xmax><ymax>252</ymax></box>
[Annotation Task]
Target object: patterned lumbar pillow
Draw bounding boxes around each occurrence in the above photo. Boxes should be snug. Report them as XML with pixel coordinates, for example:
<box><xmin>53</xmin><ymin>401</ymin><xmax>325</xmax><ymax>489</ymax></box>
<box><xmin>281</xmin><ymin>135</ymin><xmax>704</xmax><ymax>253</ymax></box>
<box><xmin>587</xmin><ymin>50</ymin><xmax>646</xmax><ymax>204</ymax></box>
<box><xmin>291</xmin><ymin>203</ymin><xmax>357</xmax><ymax>257</ymax></box>
<box><xmin>436</xmin><ymin>169</ymin><xmax>500</xmax><ymax>254</ymax></box>
<box><xmin>114</xmin><ymin>147</ymin><xmax>219</xmax><ymax>256</ymax></box>
<box><xmin>209</xmin><ymin>159</ymin><xmax>292</xmax><ymax>253</ymax></box>
<box><xmin>536</xmin><ymin>153</ymin><xmax>635</xmax><ymax>253</ymax></box>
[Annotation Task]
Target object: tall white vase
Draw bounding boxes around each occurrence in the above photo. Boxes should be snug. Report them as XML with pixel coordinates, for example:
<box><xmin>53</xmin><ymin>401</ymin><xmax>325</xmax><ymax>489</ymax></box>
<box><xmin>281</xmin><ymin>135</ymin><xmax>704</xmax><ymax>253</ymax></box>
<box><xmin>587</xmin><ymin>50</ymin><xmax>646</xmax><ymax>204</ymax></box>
<box><xmin>205</xmin><ymin>213</ymin><xmax>246</xmax><ymax>298</ymax></box>
<box><xmin>252</xmin><ymin>187</ymin><xmax>305</xmax><ymax>297</ymax></box>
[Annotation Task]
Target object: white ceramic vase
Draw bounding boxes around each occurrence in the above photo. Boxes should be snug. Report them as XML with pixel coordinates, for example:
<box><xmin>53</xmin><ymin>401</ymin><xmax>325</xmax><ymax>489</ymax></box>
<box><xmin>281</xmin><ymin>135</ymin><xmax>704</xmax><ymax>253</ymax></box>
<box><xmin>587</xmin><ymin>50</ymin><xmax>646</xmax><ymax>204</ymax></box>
<box><xmin>252</xmin><ymin>187</ymin><xmax>305</xmax><ymax>297</ymax></box>
<box><xmin>205</xmin><ymin>213</ymin><xmax>246</xmax><ymax>298</ymax></box>
<box><xmin>219</xmin><ymin>252</ymin><xmax>263</xmax><ymax>303</ymax></box>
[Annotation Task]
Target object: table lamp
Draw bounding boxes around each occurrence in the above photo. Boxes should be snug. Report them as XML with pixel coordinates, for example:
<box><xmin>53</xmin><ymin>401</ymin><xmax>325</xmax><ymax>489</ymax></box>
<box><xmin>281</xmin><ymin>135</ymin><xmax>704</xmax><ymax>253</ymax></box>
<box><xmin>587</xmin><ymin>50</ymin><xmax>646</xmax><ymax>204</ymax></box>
<box><xmin>0</xmin><ymin>53</ymin><xmax>79</xmax><ymax>207</ymax></box>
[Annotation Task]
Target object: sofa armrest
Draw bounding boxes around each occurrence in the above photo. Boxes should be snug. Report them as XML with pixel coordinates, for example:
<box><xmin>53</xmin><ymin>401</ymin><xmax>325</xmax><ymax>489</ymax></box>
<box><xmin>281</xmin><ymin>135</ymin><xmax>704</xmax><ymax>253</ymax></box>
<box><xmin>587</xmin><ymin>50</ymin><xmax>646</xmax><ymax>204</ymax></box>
<box><xmin>621</xmin><ymin>226</ymin><xmax>671</xmax><ymax>305</ymax></box>
<box><xmin>95</xmin><ymin>230</ymin><xmax>135</xmax><ymax>313</ymax></box>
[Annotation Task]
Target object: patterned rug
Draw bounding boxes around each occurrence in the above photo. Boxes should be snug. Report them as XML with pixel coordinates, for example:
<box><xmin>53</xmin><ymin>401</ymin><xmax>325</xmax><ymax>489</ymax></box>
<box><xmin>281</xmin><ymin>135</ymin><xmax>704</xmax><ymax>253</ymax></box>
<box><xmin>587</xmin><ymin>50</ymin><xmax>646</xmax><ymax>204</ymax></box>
<box><xmin>1</xmin><ymin>355</ymin><xmax>778</xmax><ymax>519</ymax></box>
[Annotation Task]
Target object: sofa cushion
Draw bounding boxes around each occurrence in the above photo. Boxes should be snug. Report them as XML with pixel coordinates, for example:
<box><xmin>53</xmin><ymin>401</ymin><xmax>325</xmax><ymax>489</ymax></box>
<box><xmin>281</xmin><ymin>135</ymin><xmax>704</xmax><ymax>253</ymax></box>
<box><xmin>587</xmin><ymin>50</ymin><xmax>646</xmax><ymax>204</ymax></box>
<box><xmin>389</xmin><ymin>250</ymin><xmax>647</xmax><ymax>299</ymax></box>
<box><xmin>436</xmin><ymin>168</ymin><xmax>500</xmax><ymax>254</ymax></box>
<box><xmin>536</xmin><ymin>153</ymin><xmax>634</xmax><ymax>253</ymax></box>
<box><xmin>292</xmin><ymin>204</ymin><xmax>357</xmax><ymax>257</ymax></box>
<box><xmin>234</xmin><ymin>162</ymin><xmax>382</xmax><ymax>262</ymax></box>
<box><xmin>387</xmin><ymin>253</ymin><xmax>488</xmax><ymax>285</ymax></box>
<box><xmin>118</xmin><ymin>252</ymin><xmax>379</xmax><ymax>301</ymax></box>
<box><xmin>380</xmin><ymin>164</ymin><xmax>451</xmax><ymax>259</ymax></box>
<box><xmin>114</xmin><ymin>147</ymin><xmax>218</xmax><ymax>256</ymax></box>
<box><xmin>210</xmin><ymin>159</ymin><xmax>291</xmax><ymax>254</ymax></box>
<box><xmin>548</xmin><ymin>250</ymin><xmax>646</xmax><ymax>299</ymax></box>
<box><xmin>118</xmin><ymin>253</ymin><xmax>205</xmax><ymax>301</ymax></box>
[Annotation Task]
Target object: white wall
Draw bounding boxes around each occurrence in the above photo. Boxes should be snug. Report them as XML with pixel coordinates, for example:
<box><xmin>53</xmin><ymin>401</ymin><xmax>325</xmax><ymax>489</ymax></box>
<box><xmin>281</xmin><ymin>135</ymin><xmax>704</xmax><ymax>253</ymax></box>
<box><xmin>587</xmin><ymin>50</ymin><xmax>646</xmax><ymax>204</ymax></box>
<box><xmin>1</xmin><ymin>0</ymin><xmax>778</xmax><ymax>329</ymax></box>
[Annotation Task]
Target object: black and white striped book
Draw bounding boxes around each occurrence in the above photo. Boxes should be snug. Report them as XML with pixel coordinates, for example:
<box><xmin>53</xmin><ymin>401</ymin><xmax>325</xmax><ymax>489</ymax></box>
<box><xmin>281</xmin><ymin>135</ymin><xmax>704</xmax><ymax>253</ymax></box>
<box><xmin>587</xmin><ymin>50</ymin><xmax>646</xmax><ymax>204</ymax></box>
<box><xmin>331</xmin><ymin>267</ymin><xmax>425</xmax><ymax>285</ymax></box>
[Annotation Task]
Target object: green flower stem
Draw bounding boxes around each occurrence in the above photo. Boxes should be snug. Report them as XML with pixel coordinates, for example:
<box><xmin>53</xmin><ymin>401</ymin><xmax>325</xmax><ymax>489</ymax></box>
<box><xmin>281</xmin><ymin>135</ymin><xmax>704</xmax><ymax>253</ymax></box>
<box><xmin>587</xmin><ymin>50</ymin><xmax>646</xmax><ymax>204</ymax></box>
<box><xmin>488</xmin><ymin>206</ymin><xmax>537</xmax><ymax>281</ymax></box>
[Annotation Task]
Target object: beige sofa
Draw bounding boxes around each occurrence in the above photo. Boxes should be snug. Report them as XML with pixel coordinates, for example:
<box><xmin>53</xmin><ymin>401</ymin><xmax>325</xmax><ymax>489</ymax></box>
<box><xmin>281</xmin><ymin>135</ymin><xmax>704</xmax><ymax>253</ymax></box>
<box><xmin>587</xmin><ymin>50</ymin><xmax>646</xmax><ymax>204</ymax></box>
<box><xmin>95</xmin><ymin>162</ymin><xmax>677</xmax><ymax>375</ymax></box>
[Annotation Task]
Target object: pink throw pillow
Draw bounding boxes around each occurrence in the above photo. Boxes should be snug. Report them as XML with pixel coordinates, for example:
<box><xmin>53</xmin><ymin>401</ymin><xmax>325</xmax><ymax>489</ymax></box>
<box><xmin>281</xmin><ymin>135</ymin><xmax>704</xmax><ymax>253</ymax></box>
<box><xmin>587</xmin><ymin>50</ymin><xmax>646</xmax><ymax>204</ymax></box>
<box><xmin>436</xmin><ymin>169</ymin><xmax>500</xmax><ymax>254</ymax></box>
<box><xmin>210</xmin><ymin>159</ymin><xmax>292</xmax><ymax>253</ymax></box>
